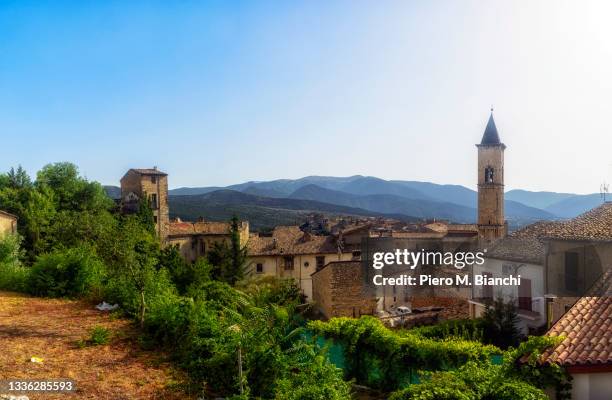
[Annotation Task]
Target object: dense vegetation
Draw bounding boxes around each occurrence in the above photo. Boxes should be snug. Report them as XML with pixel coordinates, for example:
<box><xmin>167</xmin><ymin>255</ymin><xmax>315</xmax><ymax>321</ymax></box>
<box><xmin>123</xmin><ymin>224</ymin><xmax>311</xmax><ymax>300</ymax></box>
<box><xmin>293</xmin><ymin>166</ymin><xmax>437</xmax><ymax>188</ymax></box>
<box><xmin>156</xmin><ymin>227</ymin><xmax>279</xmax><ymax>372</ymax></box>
<box><xmin>0</xmin><ymin>163</ymin><xmax>570</xmax><ymax>399</ymax></box>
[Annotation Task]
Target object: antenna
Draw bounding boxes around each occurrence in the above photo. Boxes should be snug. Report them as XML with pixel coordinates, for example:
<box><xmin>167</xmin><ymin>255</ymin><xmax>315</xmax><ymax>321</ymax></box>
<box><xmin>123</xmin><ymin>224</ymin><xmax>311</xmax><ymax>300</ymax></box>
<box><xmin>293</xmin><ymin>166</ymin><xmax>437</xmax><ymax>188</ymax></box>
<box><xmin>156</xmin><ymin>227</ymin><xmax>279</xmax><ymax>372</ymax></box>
<box><xmin>601</xmin><ymin>182</ymin><xmax>609</xmax><ymax>202</ymax></box>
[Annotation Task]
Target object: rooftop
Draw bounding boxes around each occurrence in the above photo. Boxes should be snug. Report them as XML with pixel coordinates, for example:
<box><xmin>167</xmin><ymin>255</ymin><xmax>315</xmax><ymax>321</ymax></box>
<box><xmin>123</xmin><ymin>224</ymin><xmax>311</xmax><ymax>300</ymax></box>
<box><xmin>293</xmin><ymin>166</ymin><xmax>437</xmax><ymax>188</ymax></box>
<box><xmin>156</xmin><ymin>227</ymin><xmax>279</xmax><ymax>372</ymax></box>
<box><xmin>487</xmin><ymin>221</ymin><xmax>561</xmax><ymax>264</ymax></box>
<box><xmin>544</xmin><ymin>202</ymin><xmax>612</xmax><ymax>242</ymax></box>
<box><xmin>248</xmin><ymin>226</ymin><xmax>341</xmax><ymax>256</ymax></box>
<box><xmin>479</xmin><ymin>112</ymin><xmax>503</xmax><ymax>146</ymax></box>
<box><xmin>540</xmin><ymin>269</ymin><xmax>612</xmax><ymax>367</ymax></box>
<box><xmin>129</xmin><ymin>168</ymin><xmax>168</xmax><ymax>176</ymax></box>
<box><xmin>0</xmin><ymin>210</ymin><xmax>17</xmax><ymax>220</ymax></box>
<box><xmin>168</xmin><ymin>221</ymin><xmax>233</xmax><ymax>236</ymax></box>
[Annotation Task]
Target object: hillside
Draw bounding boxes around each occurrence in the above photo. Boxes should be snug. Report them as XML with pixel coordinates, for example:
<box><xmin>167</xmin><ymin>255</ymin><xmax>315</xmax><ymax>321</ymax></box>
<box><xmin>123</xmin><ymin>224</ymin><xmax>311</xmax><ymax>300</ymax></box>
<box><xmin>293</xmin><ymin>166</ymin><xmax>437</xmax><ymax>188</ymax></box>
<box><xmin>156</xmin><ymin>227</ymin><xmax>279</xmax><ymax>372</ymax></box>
<box><xmin>0</xmin><ymin>291</ymin><xmax>192</xmax><ymax>399</ymax></box>
<box><xmin>288</xmin><ymin>184</ymin><xmax>476</xmax><ymax>222</ymax></box>
<box><xmin>169</xmin><ymin>190</ymin><xmax>418</xmax><ymax>231</ymax></box>
<box><xmin>506</xmin><ymin>189</ymin><xmax>577</xmax><ymax>209</ymax></box>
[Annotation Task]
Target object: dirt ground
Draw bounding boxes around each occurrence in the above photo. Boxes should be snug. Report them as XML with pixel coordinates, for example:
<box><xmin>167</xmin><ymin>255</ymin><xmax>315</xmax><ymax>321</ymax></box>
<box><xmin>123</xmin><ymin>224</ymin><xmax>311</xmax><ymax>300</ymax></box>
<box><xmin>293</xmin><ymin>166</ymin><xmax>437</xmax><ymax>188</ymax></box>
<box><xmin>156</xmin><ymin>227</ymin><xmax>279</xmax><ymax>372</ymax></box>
<box><xmin>0</xmin><ymin>291</ymin><xmax>195</xmax><ymax>400</ymax></box>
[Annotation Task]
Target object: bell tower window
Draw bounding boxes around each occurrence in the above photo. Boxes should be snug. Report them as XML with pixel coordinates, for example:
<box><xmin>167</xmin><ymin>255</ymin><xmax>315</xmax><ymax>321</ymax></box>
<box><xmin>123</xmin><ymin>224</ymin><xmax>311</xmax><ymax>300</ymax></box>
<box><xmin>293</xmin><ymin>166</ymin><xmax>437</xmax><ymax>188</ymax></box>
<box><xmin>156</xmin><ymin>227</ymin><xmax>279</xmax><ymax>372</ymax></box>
<box><xmin>485</xmin><ymin>166</ymin><xmax>494</xmax><ymax>183</ymax></box>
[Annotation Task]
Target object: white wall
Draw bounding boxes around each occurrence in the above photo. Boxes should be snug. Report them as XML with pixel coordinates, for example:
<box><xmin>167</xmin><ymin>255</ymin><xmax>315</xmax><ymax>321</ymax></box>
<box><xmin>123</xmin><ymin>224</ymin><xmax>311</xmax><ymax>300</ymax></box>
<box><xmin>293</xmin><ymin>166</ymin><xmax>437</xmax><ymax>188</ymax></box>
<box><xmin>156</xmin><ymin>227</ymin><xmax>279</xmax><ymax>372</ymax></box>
<box><xmin>570</xmin><ymin>372</ymin><xmax>612</xmax><ymax>400</ymax></box>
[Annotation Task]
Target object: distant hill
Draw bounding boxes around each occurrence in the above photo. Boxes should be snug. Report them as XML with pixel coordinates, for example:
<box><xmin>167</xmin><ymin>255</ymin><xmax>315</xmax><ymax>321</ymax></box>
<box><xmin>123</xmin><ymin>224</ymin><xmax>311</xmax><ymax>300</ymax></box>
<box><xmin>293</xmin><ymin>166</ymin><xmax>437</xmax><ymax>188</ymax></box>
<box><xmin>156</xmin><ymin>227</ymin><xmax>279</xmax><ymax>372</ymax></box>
<box><xmin>104</xmin><ymin>185</ymin><xmax>121</xmax><ymax>199</ymax></box>
<box><xmin>506</xmin><ymin>189</ymin><xmax>576</xmax><ymax>209</ymax></box>
<box><xmin>168</xmin><ymin>190</ymin><xmax>418</xmax><ymax>231</ymax></box>
<box><xmin>288</xmin><ymin>184</ymin><xmax>476</xmax><ymax>222</ymax></box>
<box><xmin>110</xmin><ymin>175</ymin><xmax>607</xmax><ymax>227</ymax></box>
<box><xmin>544</xmin><ymin>193</ymin><xmax>605</xmax><ymax>219</ymax></box>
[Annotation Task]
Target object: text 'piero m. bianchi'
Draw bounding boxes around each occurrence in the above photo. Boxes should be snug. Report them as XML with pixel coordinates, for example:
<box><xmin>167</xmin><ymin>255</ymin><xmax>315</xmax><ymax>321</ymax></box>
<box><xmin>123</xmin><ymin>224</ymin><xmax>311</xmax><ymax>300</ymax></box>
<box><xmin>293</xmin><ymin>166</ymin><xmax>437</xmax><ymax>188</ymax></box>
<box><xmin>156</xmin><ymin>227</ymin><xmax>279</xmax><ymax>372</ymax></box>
<box><xmin>370</xmin><ymin>249</ymin><xmax>522</xmax><ymax>287</ymax></box>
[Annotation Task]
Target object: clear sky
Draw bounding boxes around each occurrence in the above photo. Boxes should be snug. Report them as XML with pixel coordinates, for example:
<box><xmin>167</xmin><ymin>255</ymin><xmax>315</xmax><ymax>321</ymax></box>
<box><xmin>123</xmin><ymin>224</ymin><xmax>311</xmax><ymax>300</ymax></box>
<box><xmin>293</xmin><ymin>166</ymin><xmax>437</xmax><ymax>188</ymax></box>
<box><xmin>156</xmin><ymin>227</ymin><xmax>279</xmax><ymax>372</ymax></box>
<box><xmin>1</xmin><ymin>1</ymin><xmax>611</xmax><ymax>193</ymax></box>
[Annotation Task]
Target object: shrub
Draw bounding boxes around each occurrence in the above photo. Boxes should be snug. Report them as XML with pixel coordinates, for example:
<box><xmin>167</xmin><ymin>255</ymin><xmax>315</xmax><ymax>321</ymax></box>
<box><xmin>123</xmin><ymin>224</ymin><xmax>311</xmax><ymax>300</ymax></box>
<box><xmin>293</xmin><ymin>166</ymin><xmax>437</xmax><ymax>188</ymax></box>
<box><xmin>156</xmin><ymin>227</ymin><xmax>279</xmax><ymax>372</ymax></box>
<box><xmin>28</xmin><ymin>245</ymin><xmax>106</xmax><ymax>298</ymax></box>
<box><xmin>89</xmin><ymin>325</ymin><xmax>111</xmax><ymax>345</ymax></box>
<box><xmin>0</xmin><ymin>233</ymin><xmax>29</xmax><ymax>292</ymax></box>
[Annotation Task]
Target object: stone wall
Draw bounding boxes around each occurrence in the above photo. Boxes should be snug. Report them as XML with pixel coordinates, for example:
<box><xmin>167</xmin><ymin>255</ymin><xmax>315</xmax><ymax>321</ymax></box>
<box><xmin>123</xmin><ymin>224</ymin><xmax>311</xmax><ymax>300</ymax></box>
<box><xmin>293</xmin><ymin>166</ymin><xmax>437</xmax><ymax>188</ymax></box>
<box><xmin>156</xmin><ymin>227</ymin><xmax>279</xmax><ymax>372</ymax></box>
<box><xmin>0</xmin><ymin>212</ymin><xmax>17</xmax><ymax>237</ymax></box>
<box><xmin>312</xmin><ymin>261</ymin><xmax>377</xmax><ymax>319</ymax></box>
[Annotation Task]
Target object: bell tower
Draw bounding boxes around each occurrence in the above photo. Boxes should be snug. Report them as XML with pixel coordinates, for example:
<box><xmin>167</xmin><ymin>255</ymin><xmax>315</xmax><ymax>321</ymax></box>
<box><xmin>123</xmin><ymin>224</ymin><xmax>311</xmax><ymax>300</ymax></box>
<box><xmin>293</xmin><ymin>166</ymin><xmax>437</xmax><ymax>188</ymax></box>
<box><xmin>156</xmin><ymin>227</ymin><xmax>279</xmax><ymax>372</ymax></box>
<box><xmin>477</xmin><ymin>109</ymin><xmax>507</xmax><ymax>243</ymax></box>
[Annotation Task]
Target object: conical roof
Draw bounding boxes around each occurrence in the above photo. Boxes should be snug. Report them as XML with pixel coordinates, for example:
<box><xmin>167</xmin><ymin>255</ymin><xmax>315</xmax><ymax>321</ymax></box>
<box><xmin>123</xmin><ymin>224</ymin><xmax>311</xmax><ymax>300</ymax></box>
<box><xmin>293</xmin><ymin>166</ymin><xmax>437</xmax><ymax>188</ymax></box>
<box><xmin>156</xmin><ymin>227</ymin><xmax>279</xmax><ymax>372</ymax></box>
<box><xmin>480</xmin><ymin>113</ymin><xmax>502</xmax><ymax>145</ymax></box>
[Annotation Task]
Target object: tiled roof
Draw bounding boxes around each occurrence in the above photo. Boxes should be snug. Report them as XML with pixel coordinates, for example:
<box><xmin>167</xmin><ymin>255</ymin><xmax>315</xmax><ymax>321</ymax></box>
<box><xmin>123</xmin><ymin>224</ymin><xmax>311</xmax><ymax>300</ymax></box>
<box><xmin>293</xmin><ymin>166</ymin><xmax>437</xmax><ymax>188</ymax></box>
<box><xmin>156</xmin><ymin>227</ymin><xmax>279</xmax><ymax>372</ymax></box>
<box><xmin>248</xmin><ymin>226</ymin><xmax>340</xmax><ymax>256</ymax></box>
<box><xmin>311</xmin><ymin>260</ymin><xmax>361</xmax><ymax>277</ymax></box>
<box><xmin>544</xmin><ymin>202</ymin><xmax>612</xmax><ymax>242</ymax></box>
<box><xmin>486</xmin><ymin>221</ymin><xmax>560</xmax><ymax>264</ymax></box>
<box><xmin>168</xmin><ymin>221</ymin><xmax>231</xmax><ymax>236</ymax></box>
<box><xmin>0</xmin><ymin>210</ymin><xmax>17</xmax><ymax>220</ymax></box>
<box><xmin>130</xmin><ymin>168</ymin><xmax>168</xmax><ymax>176</ymax></box>
<box><xmin>540</xmin><ymin>269</ymin><xmax>612</xmax><ymax>367</ymax></box>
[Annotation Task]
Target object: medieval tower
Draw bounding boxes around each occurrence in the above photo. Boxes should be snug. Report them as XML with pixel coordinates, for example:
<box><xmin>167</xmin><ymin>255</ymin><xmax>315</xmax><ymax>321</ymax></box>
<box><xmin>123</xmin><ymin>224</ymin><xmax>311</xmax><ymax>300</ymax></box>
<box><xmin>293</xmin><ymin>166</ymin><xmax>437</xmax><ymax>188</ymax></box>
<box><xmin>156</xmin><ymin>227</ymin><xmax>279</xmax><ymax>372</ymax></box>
<box><xmin>120</xmin><ymin>168</ymin><xmax>170</xmax><ymax>243</ymax></box>
<box><xmin>477</xmin><ymin>110</ymin><xmax>507</xmax><ymax>243</ymax></box>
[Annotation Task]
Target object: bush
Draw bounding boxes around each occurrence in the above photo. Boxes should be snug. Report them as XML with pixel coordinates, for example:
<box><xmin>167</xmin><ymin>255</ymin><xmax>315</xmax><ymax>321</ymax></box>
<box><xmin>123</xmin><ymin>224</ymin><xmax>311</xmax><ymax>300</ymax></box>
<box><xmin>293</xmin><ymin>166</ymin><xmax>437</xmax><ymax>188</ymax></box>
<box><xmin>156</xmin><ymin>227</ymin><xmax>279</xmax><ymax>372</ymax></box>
<box><xmin>88</xmin><ymin>325</ymin><xmax>111</xmax><ymax>346</ymax></box>
<box><xmin>28</xmin><ymin>245</ymin><xmax>106</xmax><ymax>298</ymax></box>
<box><xmin>0</xmin><ymin>233</ymin><xmax>29</xmax><ymax>292</ymax></box>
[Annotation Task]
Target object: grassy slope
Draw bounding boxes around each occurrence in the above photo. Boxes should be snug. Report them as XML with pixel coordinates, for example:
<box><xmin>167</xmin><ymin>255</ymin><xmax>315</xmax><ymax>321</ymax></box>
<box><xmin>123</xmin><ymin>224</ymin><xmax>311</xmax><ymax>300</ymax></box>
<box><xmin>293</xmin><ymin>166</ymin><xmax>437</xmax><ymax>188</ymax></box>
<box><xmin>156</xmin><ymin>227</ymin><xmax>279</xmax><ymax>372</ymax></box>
<box><xmin>0</xmin><ymin>291</ymin><xmax>194</xmax><ymax>400</ymax></box>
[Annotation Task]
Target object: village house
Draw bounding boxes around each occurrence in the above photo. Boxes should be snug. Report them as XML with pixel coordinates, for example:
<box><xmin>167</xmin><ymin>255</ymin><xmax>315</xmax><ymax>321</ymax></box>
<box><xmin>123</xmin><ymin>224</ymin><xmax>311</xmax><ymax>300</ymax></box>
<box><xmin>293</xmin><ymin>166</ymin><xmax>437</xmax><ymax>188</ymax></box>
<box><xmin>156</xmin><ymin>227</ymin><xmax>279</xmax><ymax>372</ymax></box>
<box><xmin>538</xmin><ymin>270</ymin><xmax>611</xmax><ymax>400</ymax></box>
<box><xmin>120</xmin><ymin>168</ymin><xmax>249</xmax><ymax>260</ymax></box>
<box><xmin>246</xmin><ymin>226</ymin><xmax>354</xmax><ymax>301</ymax></box>
<box><xmin>541</xmin><ymin>203</ymin><xmax>612</xmax><ymax>325</ymax></box>
<box><xmin>168</xmin><ymin>218</ymin><xmax>249</xmax><ymax>263</ymax></box>
<box><xmin>470</xmin><ymin>221</ymin><xmax>560</xmax><ymax>333</ymax></box>
<box><xmin>311</xmin><ymin>260</ymin><xmax>377</xmax><ymax>318</ymax></box>
<box><xmin>0</xmin><ymin>210</ymin><xmax>17</xmax><ymax>237</ymax></box>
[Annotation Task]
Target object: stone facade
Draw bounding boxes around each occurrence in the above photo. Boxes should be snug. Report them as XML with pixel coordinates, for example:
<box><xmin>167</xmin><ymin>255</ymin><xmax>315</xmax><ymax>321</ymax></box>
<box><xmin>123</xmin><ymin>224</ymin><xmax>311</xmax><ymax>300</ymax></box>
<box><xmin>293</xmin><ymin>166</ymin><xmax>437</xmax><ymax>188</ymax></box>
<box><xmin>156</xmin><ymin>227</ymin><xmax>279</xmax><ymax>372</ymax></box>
<box><xmin>168</xmin><ymin>219</ymin><xmax>250</xmax><ymax>262</ymax></box>
<box><xmin>120</xmin><ymin>168</ymin><xmax>169</xmax><ymax>243</ymax></box>
<box><xmin>0</xmin><ymin>210</ymin><xmax>17</xmax><ymax>237</ymax></box>
<box><xmin>247</xmin><ymin>226</ymin><xmax>354</xmax><ymax>300</ymax></box>
<box><xmin>311</xmin><ymin>260</ymin><xmax>377</xmax><ymax>319</ymax></box>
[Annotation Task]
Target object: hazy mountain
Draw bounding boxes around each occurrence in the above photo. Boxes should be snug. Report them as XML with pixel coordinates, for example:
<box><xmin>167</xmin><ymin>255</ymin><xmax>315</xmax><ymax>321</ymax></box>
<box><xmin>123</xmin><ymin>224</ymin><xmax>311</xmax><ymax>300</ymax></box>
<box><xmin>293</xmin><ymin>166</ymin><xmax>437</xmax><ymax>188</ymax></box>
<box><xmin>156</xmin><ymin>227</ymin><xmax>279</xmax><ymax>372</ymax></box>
<box><xmin>170</xmin><ymin>186</ymin><xmax>224</xmax><ymax>196</ymax></box>
<box><xmin>168</xmin><ymin>190</ymin><xmax>418</xmax><ymax>230</ymax></box>
<box><xmin>506</xmin><ymin>189</ymin><xmax>576</xmax><ymax>210</ymax></box>
<box><xmin>103</xmin><ymin>185</ymin><xmax>121</xmax><ymax>199</ymax></box>
<box><xmin>290</xmin><ymin>184</ymin><xmax>555</xmax><ymax>223</ymax></box>
<box><xmin>289</xmin><ymin>184</ymin><xmax>476</xmax><ymax>222</ymax></box>
<box><xmin>544</xmin><ymin>193</ymin><xmax>605</xmax><ymax>218</ymax></box>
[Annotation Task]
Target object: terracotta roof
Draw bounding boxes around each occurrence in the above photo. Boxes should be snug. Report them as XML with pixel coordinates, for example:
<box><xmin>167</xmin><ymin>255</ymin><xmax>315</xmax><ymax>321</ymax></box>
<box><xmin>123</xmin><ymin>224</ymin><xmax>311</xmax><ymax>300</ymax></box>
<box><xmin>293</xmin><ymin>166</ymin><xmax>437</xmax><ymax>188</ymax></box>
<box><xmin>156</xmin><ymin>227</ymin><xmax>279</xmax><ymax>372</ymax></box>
<box><xmin>248</xmin><ymin>226</ymin><xmax>340</xmax><ymax>256</ymax></box>
<box><xmin>540</xmin><ymin>269</ymin><xmax>612</xmax><ymax>367</ymax></box>
<box><xmin>0</xmin><ymin>210</ymin><xmax>17</xmax><ymax>220</ymax></box>
<box><xmin>544</xmin><ymin>202</ymin><xmax>612</xmax><ymax>242</ymax></box>
<box><xmin>130</xmin><ymin>168</ymin><xmax>167</xmax><ymax>176</ymax></box>
<box><xmin>486</xmin><ymin>221</ymin><xmax>561</xmax><ymax>264</ymax></box>
<box><xmin>168</xmin><ymin>221</ymin><xmax>231</xmax><ymax>236</ymax></box>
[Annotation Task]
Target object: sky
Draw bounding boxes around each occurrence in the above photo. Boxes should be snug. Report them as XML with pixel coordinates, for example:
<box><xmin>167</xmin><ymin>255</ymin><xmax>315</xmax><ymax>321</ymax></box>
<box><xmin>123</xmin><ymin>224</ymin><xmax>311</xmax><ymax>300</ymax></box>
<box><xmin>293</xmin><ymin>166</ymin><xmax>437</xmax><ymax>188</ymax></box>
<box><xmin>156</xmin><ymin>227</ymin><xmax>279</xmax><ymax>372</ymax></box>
<box><xmin>1</xmin><ymin>0</ymin><xmax>612</xmax><ymax>194</ymax></box>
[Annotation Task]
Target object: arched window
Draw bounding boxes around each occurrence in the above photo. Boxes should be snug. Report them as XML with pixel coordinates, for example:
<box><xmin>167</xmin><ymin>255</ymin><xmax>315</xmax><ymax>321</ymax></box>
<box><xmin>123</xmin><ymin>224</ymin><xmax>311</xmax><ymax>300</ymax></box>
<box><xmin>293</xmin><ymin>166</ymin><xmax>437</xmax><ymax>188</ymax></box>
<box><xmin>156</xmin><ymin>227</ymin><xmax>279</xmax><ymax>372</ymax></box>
<box><xmin>485</xmin><ymin>166</ymin><xmax>494</xmax><ymax>183</ymax></box>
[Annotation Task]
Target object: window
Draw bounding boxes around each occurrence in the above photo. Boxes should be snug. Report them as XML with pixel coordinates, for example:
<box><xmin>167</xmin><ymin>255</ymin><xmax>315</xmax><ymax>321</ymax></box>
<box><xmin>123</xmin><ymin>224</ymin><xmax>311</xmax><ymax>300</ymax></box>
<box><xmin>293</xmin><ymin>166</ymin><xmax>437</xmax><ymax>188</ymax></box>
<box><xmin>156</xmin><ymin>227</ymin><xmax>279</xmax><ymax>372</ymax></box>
<box><xmin>565</xmin><ymin>252</ymin><xmax>579</xmax><ymax>292</ymax></box>
<box><xmin>150</xmin><ymin>193</ymin><xmax>158</xmax><ymax>209</ymax></box>
<box><xmin>256</xmin><ymin>263</ymin><xmax>263</xmax><ymax>274</ymax></box>
<box><xmin>200</xmin><ymin>240</ymin><xmax>206</xmax><ymax>254</ymax></box>
<box><xmin>316</xmin><ymin>256</ymin><xmax>326</xmax><ymax>271</ymax></box>
<box><xmin>485</xmin><ymin>166</ymin><xmax>494</xmax><ymax>183</ymax></box>
<box><xmin>151</xmin><ymin>176</ymin><xmax>157</xmax><ymax>184</ymax></box>
<box><xmin>153</xmin><ymin>216</ymin><xmax>158</xmax><ymax>224</ymax></box>
<box><xmin>518</xmin><ymin>278</ymin><xmax>532</xmax><ymax>311</ymax></box>
<box><xmin>283</xmin><ymin>256</ymin><xmax>294</xmax><ymax>270</ymax></box>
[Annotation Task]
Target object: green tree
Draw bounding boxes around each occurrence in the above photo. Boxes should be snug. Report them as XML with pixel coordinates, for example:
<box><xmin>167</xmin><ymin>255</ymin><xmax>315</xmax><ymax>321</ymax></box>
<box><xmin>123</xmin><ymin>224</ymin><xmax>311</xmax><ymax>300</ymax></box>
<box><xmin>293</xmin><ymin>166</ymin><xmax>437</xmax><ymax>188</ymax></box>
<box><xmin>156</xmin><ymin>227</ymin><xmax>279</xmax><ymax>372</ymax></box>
<box><xmin>208</xmin><ymin>215</ymin><xmax>247</xmax><ymax>285</ymax></box>
<box><xmin>482</xmin><ymin>298</ymin><xmax>523</xmax><ymax>349</ymax></box>
<box><xmin>137</xmin><ymin>194</ymin><xmax>156</xmax><ymax>234</ymax></box>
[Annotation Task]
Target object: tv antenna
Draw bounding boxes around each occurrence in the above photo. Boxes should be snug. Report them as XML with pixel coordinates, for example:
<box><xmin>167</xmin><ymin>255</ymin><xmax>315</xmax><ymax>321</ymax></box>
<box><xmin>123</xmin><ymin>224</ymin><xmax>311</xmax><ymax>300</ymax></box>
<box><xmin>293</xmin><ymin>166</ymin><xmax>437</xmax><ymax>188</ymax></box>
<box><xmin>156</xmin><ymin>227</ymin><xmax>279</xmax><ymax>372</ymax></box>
<box><xmin>601</xmin><ymin>182</ymin><xmax>609</xmax><ymax>202</ymax></box>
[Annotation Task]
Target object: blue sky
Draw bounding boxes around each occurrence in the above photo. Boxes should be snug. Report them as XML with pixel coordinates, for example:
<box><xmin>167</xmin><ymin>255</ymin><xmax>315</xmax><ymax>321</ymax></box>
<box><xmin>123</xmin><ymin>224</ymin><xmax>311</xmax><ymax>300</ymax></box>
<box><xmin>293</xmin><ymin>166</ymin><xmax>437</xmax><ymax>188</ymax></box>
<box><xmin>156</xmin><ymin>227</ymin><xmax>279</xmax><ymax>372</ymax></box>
<box><xmin>1</xmin><ymin>1</ymin><xmax>612</xmax><ymax>193</ymax></box>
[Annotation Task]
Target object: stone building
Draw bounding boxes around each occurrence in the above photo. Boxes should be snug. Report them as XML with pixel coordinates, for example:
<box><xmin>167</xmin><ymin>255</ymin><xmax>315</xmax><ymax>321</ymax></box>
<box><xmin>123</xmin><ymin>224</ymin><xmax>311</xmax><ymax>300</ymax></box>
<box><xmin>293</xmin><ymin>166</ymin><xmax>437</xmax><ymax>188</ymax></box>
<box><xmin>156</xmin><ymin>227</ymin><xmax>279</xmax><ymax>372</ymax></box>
<box><xmin>120</xmin><ymin>168</ymin><xmax>249</xmax><ymax>261</ymax></box>
<box><xmin>0</xmin><ymin>210</ymin><xmax>17</xmax><ymax>237</ymax></box>
<box><xmin>477</xmin><ymin>111</ymin><xmax>507</xmax><ymax>243</ymax></box>
<box><xmin>168</xmin><ymin>218</ymin><xmax>250</xmax><ymax>263</ymax></box>
<box><xmin>120</xmin><ymin>168</ymin><xmax>170</xmax><ymax>242</ymax></box>
<box><xmin>247</xmin><ymin>226</ymin><xmax>354</xmax><ymax>300</ymax></box>
<box><xmin>311</xmin><ymin>260</ymin><xmax>377</xmax><ymax>319</ymax></box>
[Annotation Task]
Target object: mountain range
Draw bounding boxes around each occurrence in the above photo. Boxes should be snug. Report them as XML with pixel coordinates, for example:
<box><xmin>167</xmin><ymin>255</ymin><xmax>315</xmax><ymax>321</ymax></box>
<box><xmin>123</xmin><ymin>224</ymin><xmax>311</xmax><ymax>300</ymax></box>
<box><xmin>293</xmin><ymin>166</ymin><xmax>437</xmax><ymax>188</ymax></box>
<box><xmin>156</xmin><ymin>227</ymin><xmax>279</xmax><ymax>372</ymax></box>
<box><xmin>105</xmin><ymin>175</ymin><xmax>605</xmax><ymax>231</ymax></box>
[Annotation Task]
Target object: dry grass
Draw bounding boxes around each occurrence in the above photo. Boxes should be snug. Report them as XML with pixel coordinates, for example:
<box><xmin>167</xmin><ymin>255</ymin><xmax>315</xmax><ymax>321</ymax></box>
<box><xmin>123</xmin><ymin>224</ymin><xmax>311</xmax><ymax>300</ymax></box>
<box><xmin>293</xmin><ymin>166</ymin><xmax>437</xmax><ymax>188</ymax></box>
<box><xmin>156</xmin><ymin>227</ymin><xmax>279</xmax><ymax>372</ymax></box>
<box><xmin>0</xmin><ymin>291</ymin><xmax>195</xmax><ymax>400</ymax></box>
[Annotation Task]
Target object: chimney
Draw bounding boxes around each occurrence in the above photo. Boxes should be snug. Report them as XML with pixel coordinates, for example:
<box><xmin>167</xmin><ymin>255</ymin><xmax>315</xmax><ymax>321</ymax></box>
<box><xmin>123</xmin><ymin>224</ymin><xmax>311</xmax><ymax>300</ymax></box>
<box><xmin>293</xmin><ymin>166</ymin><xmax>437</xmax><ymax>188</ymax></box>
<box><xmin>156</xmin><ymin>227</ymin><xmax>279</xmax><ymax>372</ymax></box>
<box><xmin>197</xmin><ymin>216</ymin><xmax>204</xmax><ymax>222</ymax></box>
